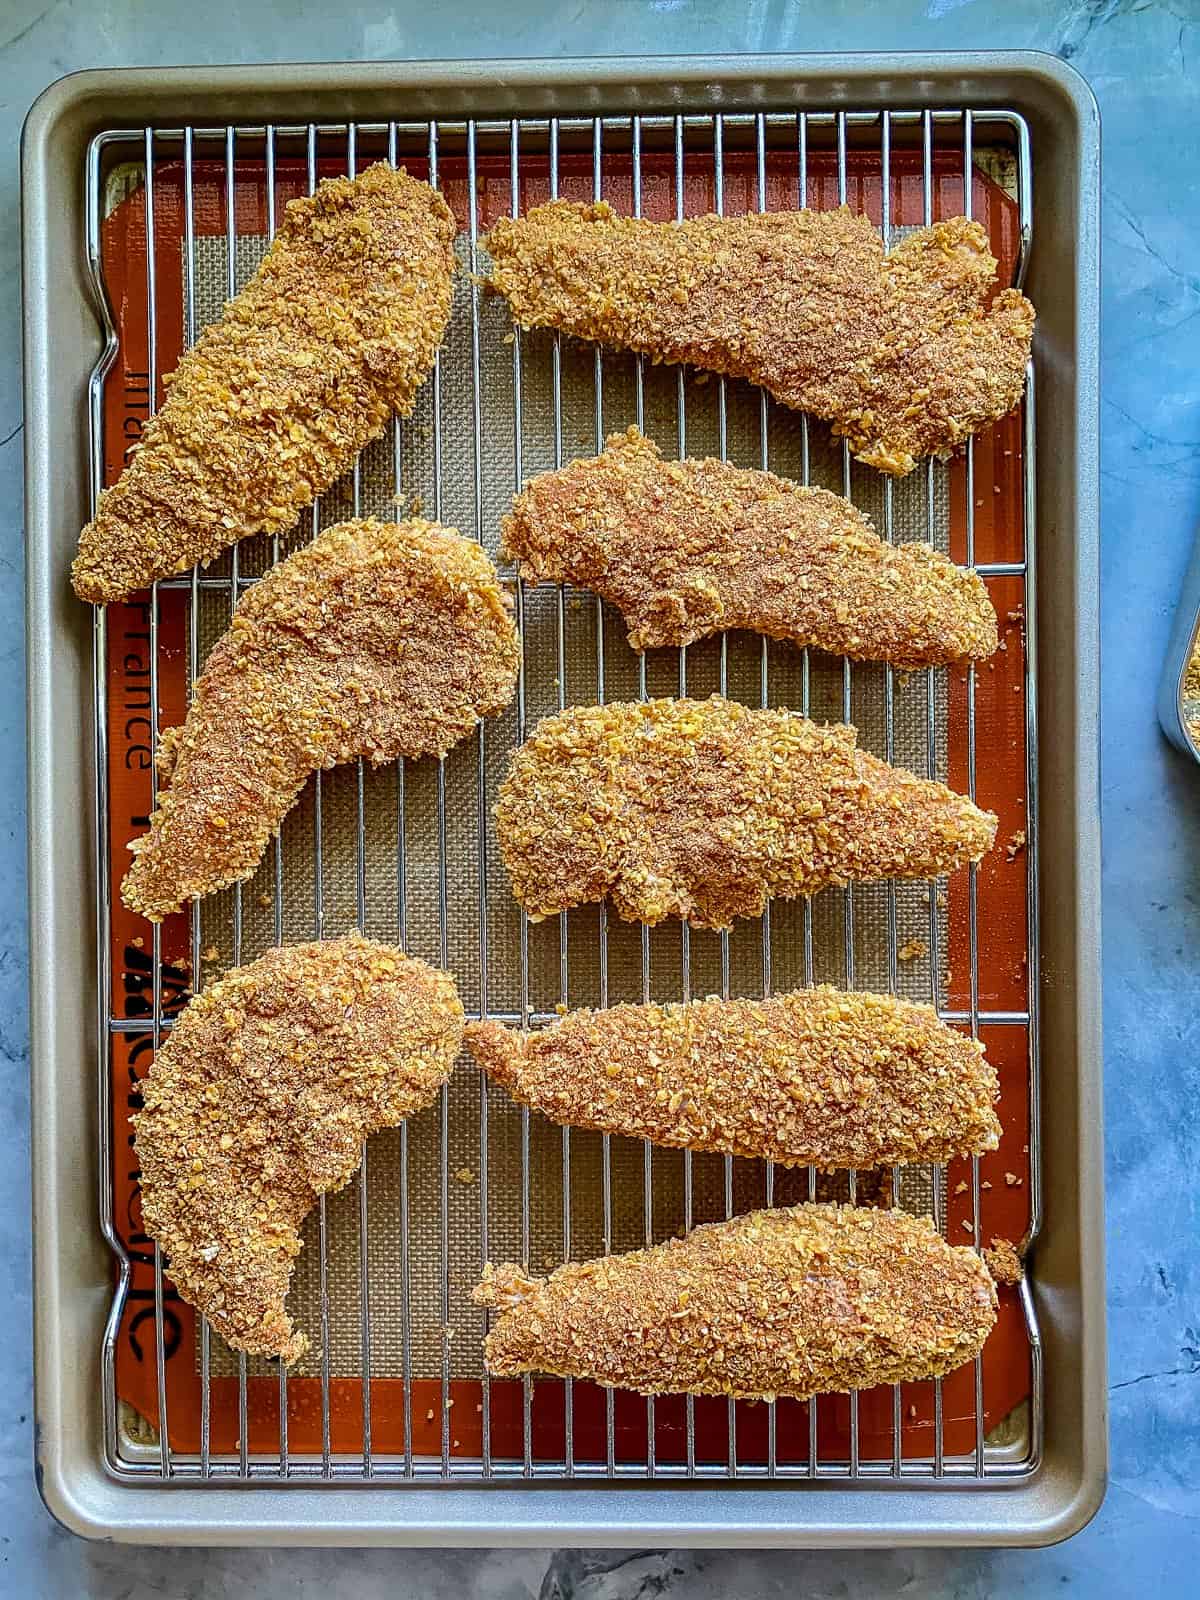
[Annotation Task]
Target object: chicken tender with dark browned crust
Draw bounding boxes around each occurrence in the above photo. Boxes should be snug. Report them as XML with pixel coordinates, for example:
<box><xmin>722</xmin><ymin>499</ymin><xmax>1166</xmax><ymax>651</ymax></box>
<box><xmin>486</xmin><ymin>202</ymin><xmax>1034</xmax><ymax>477</ymax></box>
<box><xmin>504</xmin><ymin>426</ymin><xmax>997</xmax><ymax>665</ymax></box>
<box><xmin>495</xmin><ymin>696</ymin><xmax>996</xmax><ymax>929</ymax></box>
<box><xmin>73</xmin><ymin>163</ymin><xmax>456</xmax><ymax>603</ymax></box>
<box><xmin>134</xmin><ymin>933</ymin><xmax>464</xmax><ymax>1364</ymax></box>
<box><xmin>466</xmin><ymin>986</ymin><xmax>1000</xmax><ymax>1170</ymax></box>
<box><xmin>475</xmin><ymin>1203</ymin><xmax>997</xmax><ymax>1400</ymax></box>
<box><xmin>123</xmin><ymin>518</ymin><xmax>519</xmax><ymax>921</ymax></box>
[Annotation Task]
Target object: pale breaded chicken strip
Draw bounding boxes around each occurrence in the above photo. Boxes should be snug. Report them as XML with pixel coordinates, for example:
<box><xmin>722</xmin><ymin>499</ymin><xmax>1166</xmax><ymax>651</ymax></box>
<box><xmin>486</xmin><ymin>202</ymin><xmax>1034</xmax><ymax>476</ymax></box>
<box><xmin>495</xmin><ymin>696</ymin><xmax>996</xmax><ymax>929</ymax></box>
<box><xmin>466</xmin><ymin>986</ymin><xmax>1000</xmax><ymax>1170</ymax></box>
<box><xmin>503</xmin><ymin>426</ymin><xmax>997</xmax><ymax>666</ymax></box>
<box><xmin>73</xmin><ymin>163</ymin><xmax>455</xmax><ymax>603</ymax></box>
<box><xmin>475</xmin><ymin>1203</ymin><xmax>997</xmax><ymax>1400</ymax></box>
<box><xmin>134</xmin><ymin>934</ymin><xmax>464</xmax><ymax>1364</ymax></box>
<box><xmin>123</xmin><ymin>518</ymin><xmax>519</xmax><ymax>922</ymax></box>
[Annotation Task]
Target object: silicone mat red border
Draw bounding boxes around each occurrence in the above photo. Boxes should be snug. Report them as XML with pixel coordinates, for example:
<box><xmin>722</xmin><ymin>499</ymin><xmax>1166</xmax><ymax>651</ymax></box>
<box><xmin>103</xmin><ymin>141</ymin><xmax>1033</xmax><ymax>1467</ymax></box>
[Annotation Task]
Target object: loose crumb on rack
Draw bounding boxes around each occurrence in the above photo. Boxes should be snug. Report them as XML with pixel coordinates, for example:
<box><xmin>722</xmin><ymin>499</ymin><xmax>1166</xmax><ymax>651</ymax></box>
<box><xmin>985</xmin><ymin>1237</ymin><xmax>1024</xmax><ymax>1286</ymax></box>
<box><xmin>1006</xmin><ymin>830</ymin><xmax>1026</xmax><ymax>862</ymax></box>
<box><xmin>898</xmin><ymin>937</ymin><xmax>928</xmax><ymax>963</ymax></box>
<box><xmin>453</xmin><ymin>1166</ymin><xmax>476</xmax><ymax>1185</ymax></box>
<box><xmin>1005</xmin><ymin>1171</ymin><xmax>1023</xmax><ymax>1187</ymax></box>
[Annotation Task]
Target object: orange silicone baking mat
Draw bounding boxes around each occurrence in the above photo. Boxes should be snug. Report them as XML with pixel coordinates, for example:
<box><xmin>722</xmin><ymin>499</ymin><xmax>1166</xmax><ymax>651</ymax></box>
<box><xmin>100</xmin><ymin>126</ymin><xmax>1034</xmax><ymax>1472</ymax></box>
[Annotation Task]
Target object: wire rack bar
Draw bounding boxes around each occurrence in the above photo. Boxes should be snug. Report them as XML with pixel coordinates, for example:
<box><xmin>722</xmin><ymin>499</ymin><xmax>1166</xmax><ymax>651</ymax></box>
<box><xmin>507</xmin><ymin>114</ymin><xmax>536</xmax><ymax>1481</ymax></box>
<box><xmin>108</xmin><ymin>1005</ymin><xmax>1033</xmax><ymax>1036</ymax></box>
<box><xmin>465</xmin><ymin>112</ymin><xmax>495</xmax><ymax>1481</ymax></box>
<box><xmin>545</xmin><ymin>111</ymin><xmax>578</xmax><ymax>1482</ymax></box>
<box><xmin>98</xmin><ymin>1453</ymin><xmax>1044</xmax><ymax>1483</ymax></box>
<box><xmin>880</xmin><ymin>106</ymin><xmax>906</xmax><ymax>1480</ymax></box>
<box><xmin>91</xmin><ymin>110</ymin><xmax>1035</xmax><ymax>150</ymax></box>
<box><xmin>139</xmin><ymin>556</ymin><xmax>1029</xmax><ymax>592</ymax></box>
<box><xmin>587</xmin><ymin>113</ymin><xmax>618</xmax><ymax>1481</ymax></box>
<box><xmin>629</xmin><ymin>110</ymin><xmax>658</xmax><ymax>1478</ymax></box>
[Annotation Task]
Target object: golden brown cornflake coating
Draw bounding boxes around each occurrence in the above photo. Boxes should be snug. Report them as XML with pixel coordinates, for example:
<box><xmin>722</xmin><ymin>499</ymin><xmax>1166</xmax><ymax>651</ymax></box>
<box><xmin>134</xmin><ymin>934</ymin><xmax>464</xmax><ymax>1363</ymax></box>
<box><xmin>486</xmin><ymin>202</ymin><xmax>1034</xmax><ymax>477</ymax></box>
<box><xmin>73</xmin><ymin>163</ymin><xmax>455</xmax><ymax>603</ymax></box>
<box><xmin>123</xmin><ymin>518</ymin><xmax>519</xmax><ymax>921</ymax></box>
<box><xmin>984</xmin><ymin>1237</ymin><xmax>1024</xmax><ymax>1287</ymax></box>
<box><xmin>475</xmin><ymin>1203</ymin><xmax>998</xmax><ymax>1400</ymax></box>
<box><xmin>466</xmin><ymin>986</ymin><xmax>1000</xmax><ymax>1170</ymax></box>
<box><xmin>495</xmin><ymin>696</ymin><xmax>996</xmax><ymax>929</ymax></box>
<box><xmin>504</xmin><ymin>427</ymin><xmax>997</xmax><ymax>666</ymax></box>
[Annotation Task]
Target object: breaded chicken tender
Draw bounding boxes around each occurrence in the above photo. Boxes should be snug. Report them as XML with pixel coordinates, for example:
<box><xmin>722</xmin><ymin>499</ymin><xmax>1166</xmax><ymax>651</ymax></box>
<box><xmin>475</xmin><ymin>1203</ymin><xmax>998</xmax><ymax>1400</ymax></box>
<box><xmin>123</xmin><ymin>518</ymin><xmax>519</xmax><ymax>921</ymax></box>
<box><xmin>503</xmin><ymin>426</ymin><xmax>997</xmax><ymax>665</ymax></box>
<box><xmin>466</xmin><ymin>986</ymin><xmax>1000</xmax><ymax>1170</ymax></box>
<box><xmin>134</xmin><ymin>934</ymin><xmax>464</xmax><ymax>1363</ymax></box>
<box><xmin>73</xmin><ymin>164</ymin><xmax>456</xmax><ymax>603</ymax></box>
<box><xmin>486</xmin><ymin>202</ymin><xmax>1034</xmax><ymax>476</ymax></box>
<box><xmin>495</xmin><ymin>696</ymin><xmax>996</xmax><ymax>929</ymax></box>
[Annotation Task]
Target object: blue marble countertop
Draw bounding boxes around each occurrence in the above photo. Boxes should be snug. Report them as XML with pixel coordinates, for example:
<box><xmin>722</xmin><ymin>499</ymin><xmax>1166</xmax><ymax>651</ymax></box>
<box><xmin>3</xmin><ymin>2</ymin><xmax>1194</xmax><ymax>1594</ymax></box>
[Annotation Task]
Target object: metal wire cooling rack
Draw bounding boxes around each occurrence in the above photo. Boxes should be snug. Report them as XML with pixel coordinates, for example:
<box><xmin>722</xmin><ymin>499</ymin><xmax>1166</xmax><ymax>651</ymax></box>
<box><xmin>88</xmin><ymin>103</ymin><xmax>1041</xmax><ymax>1484</ymax></box>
